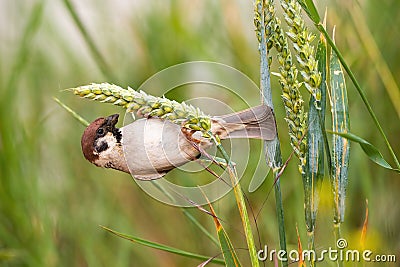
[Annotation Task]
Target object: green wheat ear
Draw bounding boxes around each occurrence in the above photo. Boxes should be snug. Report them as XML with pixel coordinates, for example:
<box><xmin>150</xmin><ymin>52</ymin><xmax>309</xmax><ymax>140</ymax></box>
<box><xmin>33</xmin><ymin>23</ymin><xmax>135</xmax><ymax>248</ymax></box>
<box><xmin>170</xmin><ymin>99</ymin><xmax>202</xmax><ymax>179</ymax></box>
<box><xmin>280</xmin><ymin>0</ymin><xmax>322</xmax><ymax>109</ymax></box>
<box><xmin>70</xmin><ymin>83</ymin><xmax>212</xmax><ymax>133</ymax></box>
<box><xmin>260</xmin><ymin>0</ymin><xmax>308</xmax><ymax>173</ymax></box>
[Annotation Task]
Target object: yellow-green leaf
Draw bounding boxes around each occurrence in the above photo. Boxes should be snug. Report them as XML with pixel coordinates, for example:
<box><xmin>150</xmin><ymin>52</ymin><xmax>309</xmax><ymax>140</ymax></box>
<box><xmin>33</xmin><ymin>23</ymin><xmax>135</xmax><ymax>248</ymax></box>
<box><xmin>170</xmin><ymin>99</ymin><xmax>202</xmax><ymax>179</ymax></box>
<box><xmin>330</xmin><ymin>39</ymin><xmax>350</xmax><ymax>223</ymax></box>
<box><xmin>205</xmin><ymin>195</ymin><xmax>242</xmax><ymax>267</ymax></box>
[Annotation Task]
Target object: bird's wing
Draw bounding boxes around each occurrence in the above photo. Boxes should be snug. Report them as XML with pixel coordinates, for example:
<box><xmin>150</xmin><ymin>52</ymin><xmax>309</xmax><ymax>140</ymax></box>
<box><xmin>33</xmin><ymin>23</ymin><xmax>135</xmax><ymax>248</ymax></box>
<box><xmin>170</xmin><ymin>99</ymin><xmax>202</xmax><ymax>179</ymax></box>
<box><xmin>212</xmin><ymin>104</ymin><xmax>276</xmax><ymax>140</ymax></box>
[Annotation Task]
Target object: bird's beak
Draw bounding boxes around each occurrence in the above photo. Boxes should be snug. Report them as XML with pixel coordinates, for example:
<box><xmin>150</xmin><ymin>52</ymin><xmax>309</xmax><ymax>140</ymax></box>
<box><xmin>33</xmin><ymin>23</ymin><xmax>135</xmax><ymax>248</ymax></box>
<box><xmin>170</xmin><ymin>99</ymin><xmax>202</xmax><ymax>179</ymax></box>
<box><xmin>104</xmin><ymin>114</ymin><xmax>119</xmax><ymax>127</ymax></box>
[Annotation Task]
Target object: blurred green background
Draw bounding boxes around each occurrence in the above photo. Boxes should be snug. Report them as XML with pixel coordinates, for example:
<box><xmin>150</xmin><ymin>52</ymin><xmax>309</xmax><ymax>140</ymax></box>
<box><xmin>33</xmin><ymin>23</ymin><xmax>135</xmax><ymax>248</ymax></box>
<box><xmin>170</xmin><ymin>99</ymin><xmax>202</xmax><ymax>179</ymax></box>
<box><xmin>1</xmin><ymin>0</ymin><xmax>399</xmax><ymax>266</ymax></box>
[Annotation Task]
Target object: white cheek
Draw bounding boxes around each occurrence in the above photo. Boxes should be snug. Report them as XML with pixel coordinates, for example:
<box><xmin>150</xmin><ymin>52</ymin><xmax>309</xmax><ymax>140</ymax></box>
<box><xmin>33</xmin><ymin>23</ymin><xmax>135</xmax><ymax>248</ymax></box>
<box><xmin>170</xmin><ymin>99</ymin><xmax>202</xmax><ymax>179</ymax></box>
<box><xmin>93</xmin><ymin>133</ymin><xmax>124</xmax><ymax>169</ymax></box>
<box><xmin>95</xmin><ymin>133</ymin><xmax>116</xmax><ymax>150</ymax></box>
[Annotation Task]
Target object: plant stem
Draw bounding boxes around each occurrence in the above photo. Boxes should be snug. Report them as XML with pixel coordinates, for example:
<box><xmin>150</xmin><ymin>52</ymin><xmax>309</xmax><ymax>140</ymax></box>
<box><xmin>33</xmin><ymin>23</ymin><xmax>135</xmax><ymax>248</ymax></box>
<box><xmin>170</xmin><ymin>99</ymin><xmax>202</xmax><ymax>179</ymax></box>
<box><xmin>273</xmin><ymin>170</ymin><xmax>288</xmax><ymax>267</ymax></box>
<box><xmin>150</xmin><ymin>181</ymin><xmax>220</xmax><ymax>246</ymax></box>
<box><xmin>181</xmin><ymin>209</ymin><xmax>219</xmax><ymax>247</ymax></box>
<box><xmin>211</xmin><ymin>134</ymin><xmax>260</xmax><ymax>267</ymax></box>
<box><xmin>255</xmin><ymin>1</ymin><xmax>288</xmax><ymax>264</ymax></box>
<box><xmin>54</xmin><ymin>97</ymin><xmax>89</xmax><ymax>126</ymax></box>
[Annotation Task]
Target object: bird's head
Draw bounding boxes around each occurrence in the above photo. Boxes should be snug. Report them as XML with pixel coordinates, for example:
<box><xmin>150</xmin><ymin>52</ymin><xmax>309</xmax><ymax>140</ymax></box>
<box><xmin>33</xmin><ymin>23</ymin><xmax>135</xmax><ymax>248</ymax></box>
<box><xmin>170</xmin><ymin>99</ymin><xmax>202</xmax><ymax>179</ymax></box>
<box><xmin>81</xmin><ymin>114</ymin><xmax>123</xmax><ymax>168</ymax></box>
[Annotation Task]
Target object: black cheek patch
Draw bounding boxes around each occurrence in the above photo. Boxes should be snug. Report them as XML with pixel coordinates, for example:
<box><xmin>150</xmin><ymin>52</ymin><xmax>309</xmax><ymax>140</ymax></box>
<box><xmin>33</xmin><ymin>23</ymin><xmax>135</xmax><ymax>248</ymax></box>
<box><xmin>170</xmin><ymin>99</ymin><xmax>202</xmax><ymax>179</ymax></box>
<box><xmin>95</xmin><ymin>141</ymin><xmax>109</xmax><ymax>153</ymax></box>
<box><xmin>113</xmin><ymin>128</ymin><xmax>122</xmax><ymax>143</ymax></box>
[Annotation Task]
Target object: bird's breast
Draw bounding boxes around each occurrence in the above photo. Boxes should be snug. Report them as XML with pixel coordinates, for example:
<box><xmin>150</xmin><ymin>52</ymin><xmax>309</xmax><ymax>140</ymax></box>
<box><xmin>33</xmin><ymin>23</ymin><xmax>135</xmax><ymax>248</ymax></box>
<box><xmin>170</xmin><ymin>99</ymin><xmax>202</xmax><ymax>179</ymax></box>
<box><xmin>121</xmin><ymin>118</ymin><xmax>207</xmax><ymax>180</ymax></box>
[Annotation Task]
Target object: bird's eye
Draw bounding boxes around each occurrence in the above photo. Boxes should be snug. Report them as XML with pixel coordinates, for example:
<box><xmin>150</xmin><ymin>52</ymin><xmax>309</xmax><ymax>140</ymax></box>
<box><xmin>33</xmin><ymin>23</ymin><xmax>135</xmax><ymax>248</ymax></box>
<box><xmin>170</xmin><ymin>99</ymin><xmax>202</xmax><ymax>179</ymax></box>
<box><xmin>96</xmin><ymin>128</ymin><xmax>105</xmax><ymax>135</ymax></box>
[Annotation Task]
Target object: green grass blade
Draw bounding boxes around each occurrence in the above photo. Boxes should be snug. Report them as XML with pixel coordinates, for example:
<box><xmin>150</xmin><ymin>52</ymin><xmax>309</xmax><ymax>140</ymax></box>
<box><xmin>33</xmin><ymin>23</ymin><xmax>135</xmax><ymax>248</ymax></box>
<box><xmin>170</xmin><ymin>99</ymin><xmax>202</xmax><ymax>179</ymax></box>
<box><xmin>216</xmin><ymin>225</ymin><xmax>241</xmax><ymax>267</ymax></box>
<box><xmin>297</xmin><ymin>0</ymin><xmax>320</xmax><ymax>24</ymax></box>
<box><xmin>101</xmin><ymin>226</ymin><xmax>225</xmax><ymax>265</ymax></box>
<box><xmin>206</xmin><ymin>198</ymin><xmax>242</xmax><ymax>267</ymax></box>
<box><xmin>330</xmin><ymin>34</ymin><xmax>350</xmax><ymax>224</ymax></box>
<box><xmin>329</xmin><ymin>131</ymin><xmax>399</xmax><ymax>173</ymax></box>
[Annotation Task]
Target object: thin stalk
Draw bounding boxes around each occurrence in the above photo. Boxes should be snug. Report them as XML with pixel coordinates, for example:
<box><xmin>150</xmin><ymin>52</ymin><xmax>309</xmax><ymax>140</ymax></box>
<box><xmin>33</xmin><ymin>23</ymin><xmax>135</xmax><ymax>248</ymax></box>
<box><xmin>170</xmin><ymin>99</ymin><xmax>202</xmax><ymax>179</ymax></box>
<box><xmin>316</xmin><ymin>24</ymin><xmax>400</xmax><ymax>169</ymax></box>
<box><xmin>210</xmin><ymin>134</ymin><xmax>259</xmax><ymax>267</ymax></box>
<box><xmin>54</xmin><ymin>97</ymin><xmax>89</xmax><ymax>126</ymax></box>
<box><xmin>255</xmin><ymin>1</ymin><xmax>288</xmax><ymax>265</ymax></box>
<box><xmin>272</xmin><ymin>166</ymin><xmax>288</xmax><ymax>267</ymax></box>
<box><xmin>146</xmin><ymin>180</ymin><xmax>220</xmax><ymax>247</ymax></box>
<box><xmin>181</xmin><ymin>209</ymin><xmax>219</xmax><ymax>247</ymax></box>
